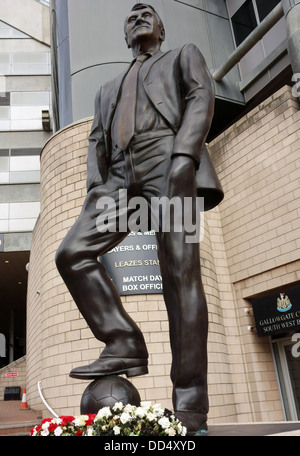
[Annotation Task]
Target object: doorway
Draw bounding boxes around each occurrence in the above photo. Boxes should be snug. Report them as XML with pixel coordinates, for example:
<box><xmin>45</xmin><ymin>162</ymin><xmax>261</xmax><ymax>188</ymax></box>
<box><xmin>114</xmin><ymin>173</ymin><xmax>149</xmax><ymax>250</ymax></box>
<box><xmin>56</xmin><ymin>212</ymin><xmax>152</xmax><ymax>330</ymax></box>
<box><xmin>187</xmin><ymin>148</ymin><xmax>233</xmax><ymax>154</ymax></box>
<box><xmin>272</xmin><ymin>335</ymin><xmax>300</xmax><ymax>420</ymax></box>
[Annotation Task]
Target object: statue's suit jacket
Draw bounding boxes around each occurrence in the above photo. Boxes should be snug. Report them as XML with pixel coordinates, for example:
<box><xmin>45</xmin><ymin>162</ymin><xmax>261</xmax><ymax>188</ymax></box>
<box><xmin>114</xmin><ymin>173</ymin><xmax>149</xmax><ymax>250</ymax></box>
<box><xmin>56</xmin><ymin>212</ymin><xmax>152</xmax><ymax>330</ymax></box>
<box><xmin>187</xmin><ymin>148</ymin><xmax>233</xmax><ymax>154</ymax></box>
<box><xmin>87</xmin><ymin>43</ymin><xmax>224</xmax><ymax>211</ymax></box>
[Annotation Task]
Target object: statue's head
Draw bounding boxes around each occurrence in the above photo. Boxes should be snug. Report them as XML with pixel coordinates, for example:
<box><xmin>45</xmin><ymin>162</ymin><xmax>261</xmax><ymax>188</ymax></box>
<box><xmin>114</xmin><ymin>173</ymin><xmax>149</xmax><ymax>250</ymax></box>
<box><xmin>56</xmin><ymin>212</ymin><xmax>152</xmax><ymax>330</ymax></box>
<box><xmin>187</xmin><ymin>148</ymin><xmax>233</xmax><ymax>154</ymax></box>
<box><xmin>124</xmin><ymin>3</ymin><xmax>165</xmax><ymax>49</ymax></box>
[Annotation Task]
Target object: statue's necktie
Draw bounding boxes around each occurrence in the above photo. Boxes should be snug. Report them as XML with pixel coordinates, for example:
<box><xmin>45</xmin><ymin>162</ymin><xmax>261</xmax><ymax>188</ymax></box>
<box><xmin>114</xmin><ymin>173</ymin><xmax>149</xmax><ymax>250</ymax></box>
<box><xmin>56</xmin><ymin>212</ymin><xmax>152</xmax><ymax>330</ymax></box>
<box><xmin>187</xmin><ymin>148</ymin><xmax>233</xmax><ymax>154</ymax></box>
<box><xmin>113</xmin><ymin>54</ymin><xmax>149</xmax><ymax>151</ymax></box>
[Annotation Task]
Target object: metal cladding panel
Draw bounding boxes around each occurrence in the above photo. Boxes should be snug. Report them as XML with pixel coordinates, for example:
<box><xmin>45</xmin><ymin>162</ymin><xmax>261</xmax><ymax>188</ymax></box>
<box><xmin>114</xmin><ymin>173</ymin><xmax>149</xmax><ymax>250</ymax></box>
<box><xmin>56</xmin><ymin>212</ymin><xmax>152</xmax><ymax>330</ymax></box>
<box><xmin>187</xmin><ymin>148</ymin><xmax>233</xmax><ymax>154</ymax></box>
<box><xmin>51</xmin><ymin>0</ymin><xmax>73</xmax><ymax>130</ymax></box>
<box><xmin>54</xmin><ymin>0</ymin><xmax>244</xmax><ymax>127</ymax></box>
<box><xmin>71</xmin><ymin>63</ymin><xmax>130</xmax><ymax>122</ymax></box>
<box><xmin>67</xmin><ymin>0</ymin><xmax>134</xmax><ymax>75</ymax></box>
<box><xmin>205</xmin><ymin>11</ymin><xmax>244</xmax><ymax>104</ymax></box>
<box><xmin>171</xmin><ymin>0</ymin><xmax>228</xmax><ymax>17</ymax></box>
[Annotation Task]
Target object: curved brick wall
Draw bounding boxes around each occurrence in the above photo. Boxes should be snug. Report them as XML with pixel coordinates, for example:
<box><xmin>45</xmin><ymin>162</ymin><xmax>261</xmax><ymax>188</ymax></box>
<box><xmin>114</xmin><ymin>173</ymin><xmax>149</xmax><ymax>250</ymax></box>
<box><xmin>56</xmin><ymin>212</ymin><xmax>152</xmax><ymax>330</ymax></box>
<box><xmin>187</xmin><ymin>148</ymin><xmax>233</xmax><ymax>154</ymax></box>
<box><xmin>26</xmin><ymin>117</ymin><xmax>231</xmax><ymax>418</ymax></box>
<box><xmin>28</xmin><ymin>84</ymin><xmax>299</xmax><ymax>423</ymax></box>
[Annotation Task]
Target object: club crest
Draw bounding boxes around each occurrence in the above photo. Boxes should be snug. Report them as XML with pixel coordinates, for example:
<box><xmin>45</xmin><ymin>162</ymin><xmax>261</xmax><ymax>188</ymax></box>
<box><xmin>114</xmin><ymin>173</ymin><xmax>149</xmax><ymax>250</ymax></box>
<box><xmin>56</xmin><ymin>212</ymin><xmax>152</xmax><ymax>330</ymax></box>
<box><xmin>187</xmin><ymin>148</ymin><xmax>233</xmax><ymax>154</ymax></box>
<box><xmin>277</xmin><ymin>293</ymin><xmax>292</xmax><ymax>312</ymax></box>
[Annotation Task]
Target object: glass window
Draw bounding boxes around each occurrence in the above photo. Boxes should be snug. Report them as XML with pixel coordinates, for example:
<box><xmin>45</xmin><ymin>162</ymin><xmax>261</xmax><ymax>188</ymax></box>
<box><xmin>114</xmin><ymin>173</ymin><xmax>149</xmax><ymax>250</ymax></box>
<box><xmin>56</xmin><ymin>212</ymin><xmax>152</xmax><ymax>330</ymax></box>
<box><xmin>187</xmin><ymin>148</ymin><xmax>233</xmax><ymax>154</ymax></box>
<box><xmin>0</xmin><ymin>107</ymin><xmax>10</xmax><ymax>119</ymax></box>
<box><xmin>0</xmin><ymin>93</ymin><xmax>10</xmax><ymax>107</ymax></box>
<box><xmin>10</xmin><ymin>156</ymin><xmax>40</xmax><ymax>172</ymax></box>
<box><xmin>256</xmin><ymin>0</ymin><xmax>280</xmax><ymax>22</ymax></box>
<box><xmin>0</xmin><ymin>53</ymin><xmax>10</xmax><ymax>64</ymax></box>
<box><xmin>0</xmin><ymin>65</ymin><xmax>10</xmax><ymax>75</ymax></box>
<box><xmin>9</xmin><ymin>218</ymin><xmax>37</xmax><ymax>232</ymax></box>
<box><xmin>0</xmin><ymin>219</ymin><xmax>9</xmax><ymax>231</ymax></box>
<box><xmin>9</xmin><ymin>170</ymin><xmax>40</xmax><ymax>183</ymax></box>
<box><xmin>11</xmin><ymin>53</ymin><xmax>50</xmax><ymax>75</ymax></box>
<box><xmin>0</xmin><ymin>120</ymin><xmax>10</xmax><ymax>130</ymax></box>
<box><xmin>12</xmin><ymin>64</ymin><xmax>50</xmax><ymax>75</ymax></box>
<box><xmin>11</xmin><ymin>148</ymin><xmax>41</xmax><ymax>156</ymax></box>
<box><xmin>0</xmin><ymin>54</ymin><xmax>10</xmax><ymax>74</ymax></box>
<box><xmin>0</xmin><ymin>172</ymin><xmax>9</xmax><ymax>183</ymax></box>
<box><xmin>231</xmin><ymin>0</ymin><xmax>258</xmax><ymax>46</ymax></box>
<box><xmin>9</xmin><ymin>202</ymin><xmax>40</xmax><ymax>219</ymax></box>
<box><xmin>13</xmin><ymin>53</ymin><xmax>48</xmax><ymax>64</ymax></box>
<box><xmin>0</xmin><ymin>203</ymin><xmax>9</xmax><ymax>219</ymax></box>
<box><xmin>11</xmin><ymin>91</ymin><xmax>50</xmax><ymax>107</ymax></box>
<box><xmin>10</xmin><ymin>119</ymin><xmax>42</xmax><ymax>130</ymax></box>
<box><xmin>0</xmin><ymin>157</ymin><xmax>9</xmax><ymax>171</ymax></box>
<box><xmin>11</xmin><ymin>106</ymin><xmax>45</xmax><ymax>121</ymax></box>
<box><xmin>0</xmin><ymin>21</ymin><xmax>29</xmax><ymax>39</ymax></box>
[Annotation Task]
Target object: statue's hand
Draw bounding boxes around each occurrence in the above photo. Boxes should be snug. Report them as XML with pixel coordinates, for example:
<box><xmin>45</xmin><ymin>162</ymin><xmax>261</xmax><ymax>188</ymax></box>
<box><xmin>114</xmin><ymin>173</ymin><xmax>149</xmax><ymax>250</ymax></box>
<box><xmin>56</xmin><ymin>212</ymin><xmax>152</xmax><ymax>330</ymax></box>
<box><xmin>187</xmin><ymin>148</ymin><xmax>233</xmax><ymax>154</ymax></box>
<box><xmin>167</xmin><ymin>155</ymin><xmax>196</xmax><ymax>199</ymax></box>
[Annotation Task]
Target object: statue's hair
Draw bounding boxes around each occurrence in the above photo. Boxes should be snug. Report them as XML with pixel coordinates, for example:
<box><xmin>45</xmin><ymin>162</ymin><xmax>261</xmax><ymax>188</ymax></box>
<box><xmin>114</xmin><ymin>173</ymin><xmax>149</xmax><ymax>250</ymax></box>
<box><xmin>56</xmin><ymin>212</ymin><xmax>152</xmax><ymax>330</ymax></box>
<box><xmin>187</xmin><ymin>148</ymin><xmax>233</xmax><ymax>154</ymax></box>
<box><xmin>125</xmin><ymin>3</ymin><xmax>164</xmax><ymax>30</ymax></box>
<box><xmin>131</xmin><ymin>3</ymin><xmax>157</xmax><ymax>14</ymax></box>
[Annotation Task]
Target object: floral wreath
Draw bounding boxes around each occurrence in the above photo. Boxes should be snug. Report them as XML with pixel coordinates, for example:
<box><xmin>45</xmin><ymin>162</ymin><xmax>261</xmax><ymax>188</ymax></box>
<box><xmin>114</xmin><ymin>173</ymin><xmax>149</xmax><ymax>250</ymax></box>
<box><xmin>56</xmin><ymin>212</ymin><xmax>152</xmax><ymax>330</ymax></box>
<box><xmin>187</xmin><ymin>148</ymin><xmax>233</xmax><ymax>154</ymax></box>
<box><xmin>30</xmin><ymin>401</ymin><xmax>187</xmax><ymax>436</ymax></box>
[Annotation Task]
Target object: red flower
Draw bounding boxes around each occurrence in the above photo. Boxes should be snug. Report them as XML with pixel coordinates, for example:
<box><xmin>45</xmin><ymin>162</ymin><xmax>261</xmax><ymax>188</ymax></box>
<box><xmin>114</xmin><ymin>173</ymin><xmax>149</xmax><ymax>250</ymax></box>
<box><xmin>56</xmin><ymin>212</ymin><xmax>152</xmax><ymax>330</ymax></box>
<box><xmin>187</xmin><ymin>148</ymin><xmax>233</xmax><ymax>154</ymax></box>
<box><xmin>41</xmin><ymin>418</ymin><xmax>52</xmax><ymax>425</ymax></box>
<box><xmin>75</xmin><ymin>429</ymin><xmax>82</xmax><ymax>436</ymax></box>
<box><xmin>48</xmin><ymin>422</ymin><xmax>58</xmax><ymax>433</ymax></box>
<box><xmin>59</xmin><ymin>415</ymin><xmax>75</xmax><ymax>426</ymax></box>
<box><xmin>29</xmin><ymin>426</ymin><xmax>36</xmax><ymax>435</ymax></box>
<box><xmin>86</xmin><ymin>414</ymin><xmax>96</xmax><ymax>426</ymax></box>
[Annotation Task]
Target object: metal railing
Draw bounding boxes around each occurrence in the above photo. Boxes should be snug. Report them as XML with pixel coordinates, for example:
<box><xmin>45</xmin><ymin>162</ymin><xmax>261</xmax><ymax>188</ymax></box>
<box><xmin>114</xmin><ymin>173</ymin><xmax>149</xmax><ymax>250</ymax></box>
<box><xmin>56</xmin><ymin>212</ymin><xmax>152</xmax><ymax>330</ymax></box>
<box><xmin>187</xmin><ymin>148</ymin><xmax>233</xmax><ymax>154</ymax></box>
<box><xmin>33</xmin><ymin>0</ymin><xmax>50</xmax><ymax>6</ymax></box>
<box><xmin>213</xmin><ymin>2</ymin><xmax>284</xmax><ymax>81</ymax></box>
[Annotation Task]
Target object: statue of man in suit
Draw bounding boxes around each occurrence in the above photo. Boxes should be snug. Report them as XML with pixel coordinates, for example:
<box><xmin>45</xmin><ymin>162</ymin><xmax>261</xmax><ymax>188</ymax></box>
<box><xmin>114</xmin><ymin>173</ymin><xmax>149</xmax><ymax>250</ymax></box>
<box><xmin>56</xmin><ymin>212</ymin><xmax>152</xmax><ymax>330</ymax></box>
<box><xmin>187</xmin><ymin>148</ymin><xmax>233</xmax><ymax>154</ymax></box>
<box><xmin>56</xmin><ymin>3</ymin><xmax>222</xmax><ymax>435</ymax></box>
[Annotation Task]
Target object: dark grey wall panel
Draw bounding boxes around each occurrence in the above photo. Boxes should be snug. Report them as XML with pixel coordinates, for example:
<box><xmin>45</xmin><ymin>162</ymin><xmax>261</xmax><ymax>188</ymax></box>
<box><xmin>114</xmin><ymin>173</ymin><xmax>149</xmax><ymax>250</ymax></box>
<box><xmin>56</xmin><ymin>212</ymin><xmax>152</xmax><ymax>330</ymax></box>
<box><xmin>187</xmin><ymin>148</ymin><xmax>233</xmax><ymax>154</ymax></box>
<box><xmin>72</xmin><ymin>63</ymin><xmax>130</xmax><ymax>122</ymax></box>
<box><xmin>52</xmin><ymin>0</ymin><xmax>244</xmax><ymax>130</ymax></box>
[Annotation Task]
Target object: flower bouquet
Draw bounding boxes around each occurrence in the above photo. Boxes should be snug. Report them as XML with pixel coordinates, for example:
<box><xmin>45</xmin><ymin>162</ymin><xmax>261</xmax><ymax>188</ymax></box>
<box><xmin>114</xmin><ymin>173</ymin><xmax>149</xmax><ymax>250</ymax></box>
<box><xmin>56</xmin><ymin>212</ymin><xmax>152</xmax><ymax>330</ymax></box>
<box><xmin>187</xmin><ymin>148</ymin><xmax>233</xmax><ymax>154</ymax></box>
<box><xmin>29</xmin><ymin>414</ymin><xmax>96</xmax><ymax>436</ymax></box>
<box><xmin>92</xmin><ymin>401</ymin><xmax>187</xmax><ymax>436</ymax></box>
<box><xmin>29</xmin><ymin>401</ymin><xmax>187</xmax><ymax>436</ymax></box>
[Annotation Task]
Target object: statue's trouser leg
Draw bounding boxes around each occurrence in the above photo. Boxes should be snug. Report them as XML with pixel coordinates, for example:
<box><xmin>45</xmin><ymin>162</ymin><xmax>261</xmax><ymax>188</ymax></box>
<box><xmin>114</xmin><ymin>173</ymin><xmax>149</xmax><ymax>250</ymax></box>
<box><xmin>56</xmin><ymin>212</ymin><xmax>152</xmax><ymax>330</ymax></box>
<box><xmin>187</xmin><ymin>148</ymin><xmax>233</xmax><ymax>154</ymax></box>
<box><xmin>55</xmin><ymin>155</ymin><xmax>148</xmax><ymax>359</ymax></box>
<box><xmin>130</xmin><ymin>134</ymin><xmax>209</xmax><ymax>417</ymax></box>
<box><xmin>56</xmin><ymin>133</ymin><xmax>208</xmax><ymax>415</ymax></box>
<box><xmin>156</xmin><ymin>231</ymin><xmax>208</xmax><ymax>418</ymax></box>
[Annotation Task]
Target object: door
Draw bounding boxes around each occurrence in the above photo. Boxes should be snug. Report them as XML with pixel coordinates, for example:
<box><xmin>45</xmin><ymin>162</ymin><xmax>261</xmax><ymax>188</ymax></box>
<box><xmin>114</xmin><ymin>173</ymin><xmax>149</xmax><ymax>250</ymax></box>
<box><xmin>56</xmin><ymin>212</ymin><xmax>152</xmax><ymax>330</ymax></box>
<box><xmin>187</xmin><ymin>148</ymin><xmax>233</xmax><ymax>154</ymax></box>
<box><xmin>272</xmin><ymin>336</ymin><xmax>300</xmax><ymax>420</ymax></box>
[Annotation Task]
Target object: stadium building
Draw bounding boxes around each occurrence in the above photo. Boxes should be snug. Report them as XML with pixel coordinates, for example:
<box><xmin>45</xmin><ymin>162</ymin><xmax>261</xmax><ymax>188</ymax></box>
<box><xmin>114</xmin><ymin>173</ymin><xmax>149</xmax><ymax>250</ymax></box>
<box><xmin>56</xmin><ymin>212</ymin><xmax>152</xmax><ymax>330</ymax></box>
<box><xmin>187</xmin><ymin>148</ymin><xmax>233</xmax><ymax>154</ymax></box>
<box><xmin>1</xmin><ymin>0</ymin><xmax>300</xmax><ymax>424</ymax></box>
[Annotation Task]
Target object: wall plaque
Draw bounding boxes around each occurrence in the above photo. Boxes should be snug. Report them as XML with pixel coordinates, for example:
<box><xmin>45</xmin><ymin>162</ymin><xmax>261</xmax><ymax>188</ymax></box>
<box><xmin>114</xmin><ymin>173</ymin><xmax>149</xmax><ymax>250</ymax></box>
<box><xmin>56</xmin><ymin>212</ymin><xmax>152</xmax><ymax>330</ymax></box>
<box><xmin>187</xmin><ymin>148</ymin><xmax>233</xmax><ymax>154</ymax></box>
<box><xmin>251</xmin><ymin>286</ymin><xmax>300</xmax><ymax>337</ymax></box>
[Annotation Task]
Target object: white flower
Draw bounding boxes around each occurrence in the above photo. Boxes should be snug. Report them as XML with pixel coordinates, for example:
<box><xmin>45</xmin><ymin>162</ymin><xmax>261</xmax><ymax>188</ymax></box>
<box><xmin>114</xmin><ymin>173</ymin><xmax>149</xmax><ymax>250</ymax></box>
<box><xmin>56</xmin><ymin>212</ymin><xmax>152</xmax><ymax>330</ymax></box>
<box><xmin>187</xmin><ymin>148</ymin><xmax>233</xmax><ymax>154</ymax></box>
<box><xmin>54</xmin><ymin>426</ymin><xmax>63</xmax><ymax>436</ymax></box>
<box><xmin>53</xmin><ymin>418</ymin><xmax>62</xmax><ymax>425</ymax></box>
<box><xmin>41</xmin><ymin>428</ymin><xmax>50</xmax><ymax>436</ymax></box>
<box><xmin>42</xmin><ymin>421</ymin><xmax>50</xmax><ymax>430</ymax></box>
<box><xmin>181</xmin><ymin>426</ymin><xmax>187</xmax><ymax>436</ymax></box>
<box><xmin>140</xmin><ymin>401</ymin><xmax>152</xmax><ymax>411</ymax></box>
<box><xmin>96</xmin><ymin>406</ymin><xmax>112</xmax><ymax>420</ymax></box>
<box><xmin>177</xmin><ymin>422</ymin><xmax>183</xmax><ymax>433</ymax></box>
<box><xmin>124</xmin><ymin>404</ymin><xmax>136</xmax><ymax>413</ymax></box>
<box><xmin>146</xmin><ymin>412</ymin><xmax>156</xmax><ymax>422</ymax></box>
<box><xmin>86</xmin><ymin>427</ymin><xmax>94</xmax><ymax>436</ymax></box>
<box><xmin>158</xmin><ymin>416</ymin><xmax>171</xmax><ymax>429</ymax></box>
<box><xmin>135</xmin><ymin>407</ymin><xmax>146</xmax><ymax>418</ymax></box>
<box><xmin>73</xmin><ymin>415</ymin><xmax>87</xmax><ymax>427</ymax></box>
<box><xmin>165</xmin><ymin>427</ymin><xmax>176</xmax><ymax>436</ymax></box>
<box><xmin>120</xmin><ymin>412</ymin><xmax>131</xmax><ymax>424</ymax></box>
<box><xmin>113</xmin><ymin>425</ymin><xmax>121</xmax><ymax>435</ymax></box>
<box><xmin>152</xmin><ymin>404</ymin><xmax>164</xmax><ymax>417</ymax></box>
<box><xmin>112</xmin><ymin>402</ymin><xmax>123</xmax><ymax>411</ymax></box>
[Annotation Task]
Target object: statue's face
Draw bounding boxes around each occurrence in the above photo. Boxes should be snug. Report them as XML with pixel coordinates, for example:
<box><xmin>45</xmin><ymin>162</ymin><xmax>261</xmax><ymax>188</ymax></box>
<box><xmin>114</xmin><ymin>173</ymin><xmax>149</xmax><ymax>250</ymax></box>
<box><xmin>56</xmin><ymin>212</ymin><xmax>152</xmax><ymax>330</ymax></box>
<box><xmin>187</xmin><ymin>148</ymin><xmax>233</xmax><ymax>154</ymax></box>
<box><xmin>125</xmin><ymin>7</ymin><xmax>165</xmax><ymax>49</ymax></box>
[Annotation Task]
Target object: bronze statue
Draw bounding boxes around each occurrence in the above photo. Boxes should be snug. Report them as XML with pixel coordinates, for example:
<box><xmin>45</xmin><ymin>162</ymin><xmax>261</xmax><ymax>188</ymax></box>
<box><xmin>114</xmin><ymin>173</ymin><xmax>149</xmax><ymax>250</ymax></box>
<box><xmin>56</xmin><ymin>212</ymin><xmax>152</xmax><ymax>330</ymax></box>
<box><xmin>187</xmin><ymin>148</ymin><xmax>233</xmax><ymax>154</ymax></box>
<box><xmin>56</xmin><ymin>3</ymin><xmax>223</xmax><ymax>435</ymax></box>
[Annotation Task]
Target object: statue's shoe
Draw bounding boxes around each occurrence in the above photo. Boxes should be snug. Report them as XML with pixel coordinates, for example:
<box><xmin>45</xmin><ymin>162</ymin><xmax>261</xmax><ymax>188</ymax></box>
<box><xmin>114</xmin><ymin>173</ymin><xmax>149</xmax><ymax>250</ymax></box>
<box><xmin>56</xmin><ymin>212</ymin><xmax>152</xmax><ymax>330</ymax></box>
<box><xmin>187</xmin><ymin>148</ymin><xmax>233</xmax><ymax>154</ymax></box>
<box><xmin>69</xmin><ymin>357</ymin><xmax>148</xmax><ymax>379</ymax></box>
<box><xmin>174</xmin><ymin>411</ymin><xmax>209</xmax><ymax>436</ymax></box>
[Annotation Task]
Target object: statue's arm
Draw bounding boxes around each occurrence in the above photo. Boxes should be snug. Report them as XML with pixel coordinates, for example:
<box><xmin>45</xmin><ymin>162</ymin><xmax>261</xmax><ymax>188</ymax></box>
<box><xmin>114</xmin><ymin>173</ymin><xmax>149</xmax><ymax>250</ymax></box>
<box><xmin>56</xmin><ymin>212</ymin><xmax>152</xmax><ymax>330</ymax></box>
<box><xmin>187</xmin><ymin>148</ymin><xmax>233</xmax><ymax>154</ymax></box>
<box><xmin>168</xmin><ymin>44</ymin><xmax>215</xmax><ymax>199</ymax></box>
<box><xmin>86</xmin><ymin>88</ymin><xmax>108</xmax><ymax>192</ymax></box>
<box><xmin>172</xmin><ymin>43</ymin><xmax>215</xmax><ymax>168</ymax></box>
